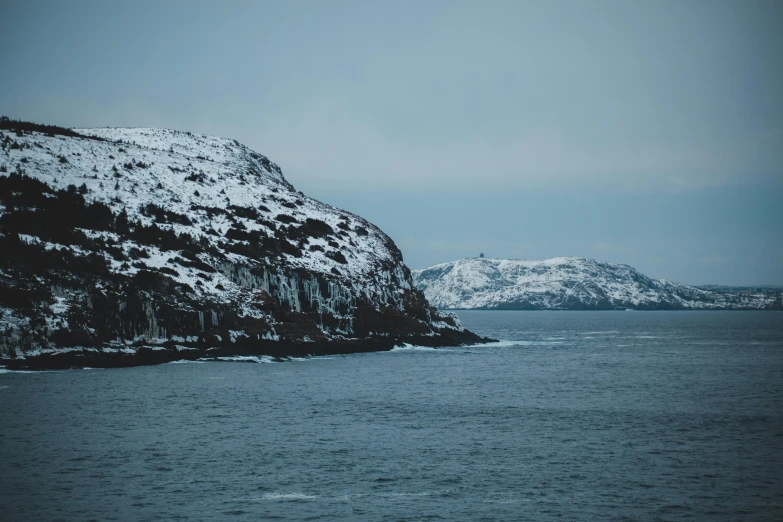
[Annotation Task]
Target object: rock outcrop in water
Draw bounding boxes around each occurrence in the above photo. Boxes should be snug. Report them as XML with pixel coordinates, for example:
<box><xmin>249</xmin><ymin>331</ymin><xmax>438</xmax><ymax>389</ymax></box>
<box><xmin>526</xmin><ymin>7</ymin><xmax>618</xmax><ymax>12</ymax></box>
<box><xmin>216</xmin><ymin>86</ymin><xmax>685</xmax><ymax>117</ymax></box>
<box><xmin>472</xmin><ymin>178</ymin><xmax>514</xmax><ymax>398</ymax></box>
<box><xmin>412</xmin><ymin>257</ymin><xmax>783</xmax><ymax>310</ymax></box>
<box><xmin>0</xmin><ymin>119</ymin><xmax>490</xmax><ymax>369</ymax></box>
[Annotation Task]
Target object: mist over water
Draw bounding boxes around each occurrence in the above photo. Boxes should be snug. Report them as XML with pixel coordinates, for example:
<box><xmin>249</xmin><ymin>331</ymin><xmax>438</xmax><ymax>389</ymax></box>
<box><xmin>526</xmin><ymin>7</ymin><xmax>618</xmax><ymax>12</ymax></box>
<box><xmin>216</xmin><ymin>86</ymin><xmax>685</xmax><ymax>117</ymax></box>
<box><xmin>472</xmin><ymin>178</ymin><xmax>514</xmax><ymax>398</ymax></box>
<box><xmin>1</xmin><ymin>311</ymin><xmax>782</xmax><ymax>520</ymax></box>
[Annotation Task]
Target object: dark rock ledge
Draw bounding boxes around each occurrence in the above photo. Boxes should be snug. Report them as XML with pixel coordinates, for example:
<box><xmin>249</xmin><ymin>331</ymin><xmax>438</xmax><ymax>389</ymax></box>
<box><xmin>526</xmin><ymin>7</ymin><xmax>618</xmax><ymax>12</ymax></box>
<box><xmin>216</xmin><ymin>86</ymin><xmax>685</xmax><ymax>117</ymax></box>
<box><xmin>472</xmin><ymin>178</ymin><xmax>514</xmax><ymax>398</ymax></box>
<box><xmin>0</xmin><ymin>119</ymin><xmax>496</xmax><ymax>371</ymax></box>
<box><xmin>2</xmin><ymin>330</ymin><xmax>495</xmax><ymax>371</ymax></box>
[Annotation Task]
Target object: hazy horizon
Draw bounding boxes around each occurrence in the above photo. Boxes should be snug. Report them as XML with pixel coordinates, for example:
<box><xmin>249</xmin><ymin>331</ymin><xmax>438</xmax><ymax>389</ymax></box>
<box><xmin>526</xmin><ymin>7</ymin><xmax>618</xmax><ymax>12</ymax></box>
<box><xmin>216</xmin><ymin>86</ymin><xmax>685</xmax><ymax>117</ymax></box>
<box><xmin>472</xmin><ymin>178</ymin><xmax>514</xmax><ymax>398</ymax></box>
<box><xmin>2</xmin><ymin>0</ymin><xmax>781</xmax><ymax>285</ymax></box>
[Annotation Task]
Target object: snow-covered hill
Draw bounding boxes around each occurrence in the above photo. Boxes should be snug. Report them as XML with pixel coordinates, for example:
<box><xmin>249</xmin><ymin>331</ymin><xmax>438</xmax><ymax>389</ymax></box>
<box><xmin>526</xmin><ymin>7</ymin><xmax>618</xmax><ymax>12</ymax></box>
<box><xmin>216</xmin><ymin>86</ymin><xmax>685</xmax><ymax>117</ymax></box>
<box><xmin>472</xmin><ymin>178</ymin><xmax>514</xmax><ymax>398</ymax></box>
<box><xmin>0</xmin><ymin>120</ymin><xmax>486</xmax><ymax>369</ymax></box>
<box><xmin>412</xmin><ymin>257</ymin><xmax>782</xmax><ymax>310</ymax></box>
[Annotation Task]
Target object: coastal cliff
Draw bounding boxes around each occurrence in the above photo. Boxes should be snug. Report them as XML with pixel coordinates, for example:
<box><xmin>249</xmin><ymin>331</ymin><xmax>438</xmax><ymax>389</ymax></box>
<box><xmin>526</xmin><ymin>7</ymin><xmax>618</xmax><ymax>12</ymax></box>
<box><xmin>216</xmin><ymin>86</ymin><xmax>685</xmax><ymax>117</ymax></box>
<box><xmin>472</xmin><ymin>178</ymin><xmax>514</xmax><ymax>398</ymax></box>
<box><xmin>0</xmin><ymin>119</ymin><xmax>490</xmax><ymax>369</ymax></box>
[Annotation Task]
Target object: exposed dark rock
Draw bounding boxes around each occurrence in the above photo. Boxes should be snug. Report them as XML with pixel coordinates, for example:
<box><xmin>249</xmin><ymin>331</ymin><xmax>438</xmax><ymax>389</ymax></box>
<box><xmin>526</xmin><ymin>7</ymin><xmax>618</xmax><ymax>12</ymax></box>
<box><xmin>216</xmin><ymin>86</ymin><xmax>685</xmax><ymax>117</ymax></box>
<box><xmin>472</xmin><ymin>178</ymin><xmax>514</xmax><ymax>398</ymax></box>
<box><xmin>0</xmin><ymin>120</ymin><xmax>492</xmax><ymax>369</ymax></box>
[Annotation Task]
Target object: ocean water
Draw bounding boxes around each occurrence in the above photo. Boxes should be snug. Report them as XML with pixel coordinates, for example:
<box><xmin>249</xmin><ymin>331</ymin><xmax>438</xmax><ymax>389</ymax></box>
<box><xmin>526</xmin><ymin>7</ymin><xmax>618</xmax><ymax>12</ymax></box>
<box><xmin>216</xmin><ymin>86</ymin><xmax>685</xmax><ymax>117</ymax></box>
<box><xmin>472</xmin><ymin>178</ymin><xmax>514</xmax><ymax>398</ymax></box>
<box><xmin>1</xmin><ymin>311</ymin><xmax>782</xmax><ymax>521</ymax></box>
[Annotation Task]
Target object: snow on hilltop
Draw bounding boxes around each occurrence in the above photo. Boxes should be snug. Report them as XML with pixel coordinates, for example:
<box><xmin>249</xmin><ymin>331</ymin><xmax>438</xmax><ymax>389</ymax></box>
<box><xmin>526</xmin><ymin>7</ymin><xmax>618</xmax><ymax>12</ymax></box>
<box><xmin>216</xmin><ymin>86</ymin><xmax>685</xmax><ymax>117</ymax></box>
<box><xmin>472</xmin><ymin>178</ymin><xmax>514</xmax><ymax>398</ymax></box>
<box><xmin>1</xmin><ymin>121</ymin><xmax>482</xmax><ymax>368</ymax></box>
<box><xmin>78</xmin><ymin>127</ymin><xmax>291</xmax><ymax>186</ymax></box>
<box><xmin>412</xmin><ymin>257</ymin><xmax>782</xmax><ymax>310</ymax></box>
<box><xmin>5</xmin><ymin>125</ymin><xmax>397</xmax><ymax>281</ymax></box>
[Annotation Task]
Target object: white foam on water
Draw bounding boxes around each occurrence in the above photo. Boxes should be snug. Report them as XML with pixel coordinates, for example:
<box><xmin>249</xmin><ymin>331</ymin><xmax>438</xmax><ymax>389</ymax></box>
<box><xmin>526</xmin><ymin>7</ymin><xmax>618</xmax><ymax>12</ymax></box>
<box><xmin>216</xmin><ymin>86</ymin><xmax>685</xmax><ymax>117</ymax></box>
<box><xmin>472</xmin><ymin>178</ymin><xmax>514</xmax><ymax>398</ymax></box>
<box><xmin>460</xmin><ymin>339</ymin><xmax>522</xmax><ymax>349</ymax></box>
<box><xmin>169</xmin><ymin>359</ymin><xmax>207</xmax><ymax>364</ymax></box>
<box><xmin>260</xmin><ymin>493</ymin><xmax>317</xmax><ymax>502</ymax></box>
<box><xmin>377</xmin><ymin>491</ymin><xmax>434</xmax><ymax>498</ymax></box>
<box><xmin>0</xmin><ymin>368</ymin><xmax>53</xmax><ymax>374</ymax></box>
<box><xmin>391</xmin><ymin>344</ymin><xmax>440</xmax><ymax>352</ymax></box>
<box><xmin>391</xmin><ymin>339</ymin><xmax>545</xmax><ymax>353</ymax></box>
<box><xmin>284</xmin><ymin>355</ymin><xmax>340</xmax><ymax>362</ymax></box>
<box><xmin>486</xmin><ymin>497</ymin><xmax>529</xmax><ymax>504</ymax></box>
<box><xmin>216</xmin><ymin>356</ymin><xmax>277</xmax><ymax>364</ymax></box>
<box><xmin>499</xmin><ymin>340</ymin><xmax>564</xmax><ymax>347</ymax></box>
<box><xmin>584</xmin><ymin>330</ymin><xmax>620</xmax><ymax>335</ymax></box>
<box><xmin>392</xmin><ymin>340</ymin><xmax>556</xmax><ymax>352</ymax></box>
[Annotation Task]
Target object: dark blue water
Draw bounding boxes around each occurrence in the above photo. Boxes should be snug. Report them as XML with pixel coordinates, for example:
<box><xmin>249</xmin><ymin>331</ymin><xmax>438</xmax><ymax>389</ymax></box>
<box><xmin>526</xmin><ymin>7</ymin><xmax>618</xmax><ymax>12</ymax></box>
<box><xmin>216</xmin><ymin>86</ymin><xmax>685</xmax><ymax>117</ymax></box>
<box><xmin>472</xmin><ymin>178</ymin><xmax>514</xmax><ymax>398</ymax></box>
<box><xmin>1</xmin><ymin>311</ymin><xmax>782</xmax><ymax>521</ymax></box>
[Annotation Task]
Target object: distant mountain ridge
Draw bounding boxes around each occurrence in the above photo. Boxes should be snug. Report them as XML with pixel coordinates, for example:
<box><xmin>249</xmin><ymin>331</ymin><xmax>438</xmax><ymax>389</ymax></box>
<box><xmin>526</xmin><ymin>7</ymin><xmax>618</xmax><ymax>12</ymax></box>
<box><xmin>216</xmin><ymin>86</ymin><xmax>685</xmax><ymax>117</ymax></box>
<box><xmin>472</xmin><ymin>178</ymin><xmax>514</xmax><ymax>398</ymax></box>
<box><xmin>412</xmin><ymin>257</ymin><xmax>782</xmax><ymax>310</ymax></box>
<box><xmin>695</xmin><ymin>284</ymin><xmax>783</xmax><ymax>294</ymax></box>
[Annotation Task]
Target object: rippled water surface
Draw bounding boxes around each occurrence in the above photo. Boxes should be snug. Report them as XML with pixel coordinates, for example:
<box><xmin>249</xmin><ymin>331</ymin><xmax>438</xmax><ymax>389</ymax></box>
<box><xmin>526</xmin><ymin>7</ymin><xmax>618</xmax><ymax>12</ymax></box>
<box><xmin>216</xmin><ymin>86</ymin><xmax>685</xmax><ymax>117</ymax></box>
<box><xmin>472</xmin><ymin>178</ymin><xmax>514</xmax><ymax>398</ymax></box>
<box><xmin>1</xmin><ymin>311</ymin><xmax>782</xmax><ymax>521</ymax></box>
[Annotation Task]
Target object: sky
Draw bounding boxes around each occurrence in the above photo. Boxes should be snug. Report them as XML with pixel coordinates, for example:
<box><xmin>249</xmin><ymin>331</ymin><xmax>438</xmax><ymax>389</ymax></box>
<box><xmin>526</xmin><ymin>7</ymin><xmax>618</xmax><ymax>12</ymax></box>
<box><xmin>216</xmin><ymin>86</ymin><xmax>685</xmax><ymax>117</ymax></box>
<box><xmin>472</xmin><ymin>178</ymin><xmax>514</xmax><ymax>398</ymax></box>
<box><xmin>1</xmin><ymin>0</ymin><xmax>782</xmax><ymax>285</ymax></box>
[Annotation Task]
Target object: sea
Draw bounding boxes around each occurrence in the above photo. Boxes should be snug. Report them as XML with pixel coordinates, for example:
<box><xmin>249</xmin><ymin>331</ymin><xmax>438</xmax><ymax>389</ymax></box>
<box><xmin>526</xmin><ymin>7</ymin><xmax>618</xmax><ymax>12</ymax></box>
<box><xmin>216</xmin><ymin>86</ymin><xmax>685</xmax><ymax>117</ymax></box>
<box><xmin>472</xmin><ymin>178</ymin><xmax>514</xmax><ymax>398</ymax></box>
<box><xmin>1</xmin><ymin>311</ymin><xmax>782</xmax><ymax>521</ymax></box>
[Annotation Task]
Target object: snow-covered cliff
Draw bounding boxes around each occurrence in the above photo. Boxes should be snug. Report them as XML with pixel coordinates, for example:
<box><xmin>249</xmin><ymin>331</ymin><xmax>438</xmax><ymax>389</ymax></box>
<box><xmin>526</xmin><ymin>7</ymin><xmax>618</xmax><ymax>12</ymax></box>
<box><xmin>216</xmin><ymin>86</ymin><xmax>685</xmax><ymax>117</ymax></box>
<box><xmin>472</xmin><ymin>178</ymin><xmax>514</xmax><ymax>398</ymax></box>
<box><xmin>412</xmin><ymin>257</ymin><xmax>782</xmax><ymax>310</ymax></box>
<box><xmin>0</xmin><ymin>119</ymin><xmax>484</xmax><ymax>369</ymax></box>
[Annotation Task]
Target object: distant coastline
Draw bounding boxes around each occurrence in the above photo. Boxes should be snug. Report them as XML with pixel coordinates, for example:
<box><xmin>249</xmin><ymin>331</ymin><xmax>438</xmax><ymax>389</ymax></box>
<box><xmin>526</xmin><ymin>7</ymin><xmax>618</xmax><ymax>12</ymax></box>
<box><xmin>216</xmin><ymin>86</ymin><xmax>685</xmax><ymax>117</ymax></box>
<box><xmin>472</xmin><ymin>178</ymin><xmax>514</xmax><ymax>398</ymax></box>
<box><xmin>412</xmin><ymin>257</ymin><xmax>782</xmax><ymax>311</ymax></box>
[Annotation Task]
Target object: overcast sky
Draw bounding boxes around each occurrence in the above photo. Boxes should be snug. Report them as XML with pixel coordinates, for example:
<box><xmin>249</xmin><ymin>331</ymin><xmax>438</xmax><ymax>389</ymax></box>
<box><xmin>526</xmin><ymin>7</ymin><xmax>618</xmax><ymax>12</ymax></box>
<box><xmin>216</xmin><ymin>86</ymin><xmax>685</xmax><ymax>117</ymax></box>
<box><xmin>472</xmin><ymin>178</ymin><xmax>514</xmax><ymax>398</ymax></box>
<box><xmin>2</xmin><ymin>0</ymin><xmax>782</xmax><ymax>285</ymax></box>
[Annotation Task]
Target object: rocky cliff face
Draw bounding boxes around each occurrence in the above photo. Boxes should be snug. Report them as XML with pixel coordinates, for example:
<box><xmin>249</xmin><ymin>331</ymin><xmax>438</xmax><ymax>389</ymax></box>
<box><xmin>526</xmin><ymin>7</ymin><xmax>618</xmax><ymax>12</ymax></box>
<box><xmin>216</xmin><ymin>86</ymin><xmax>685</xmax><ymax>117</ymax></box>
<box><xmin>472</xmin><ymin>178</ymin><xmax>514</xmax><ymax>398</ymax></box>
<box><xmin>412</xmin><ymin>257</ymin><xmax>782</xmax><ymax>310</ymax></box>
<box><xmin>0</xmin><ymin>120</ymin><xmax>487</xmax><ymax>369</ymax></box>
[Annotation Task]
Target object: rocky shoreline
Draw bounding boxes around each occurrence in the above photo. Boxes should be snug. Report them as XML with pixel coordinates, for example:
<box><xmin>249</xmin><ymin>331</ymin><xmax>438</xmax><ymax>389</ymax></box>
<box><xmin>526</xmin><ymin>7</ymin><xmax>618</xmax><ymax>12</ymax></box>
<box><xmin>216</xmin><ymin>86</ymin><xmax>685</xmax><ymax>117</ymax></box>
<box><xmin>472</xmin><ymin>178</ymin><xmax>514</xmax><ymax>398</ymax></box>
<box><xmin>1</xmin><ymin>329</ymin><xmax>495</xmax><ymax>371</ymax></box>
<box><xmin>1</xmin><ymin>121</ymin><xmax>492</xmax><ymax>365</ymax></box>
